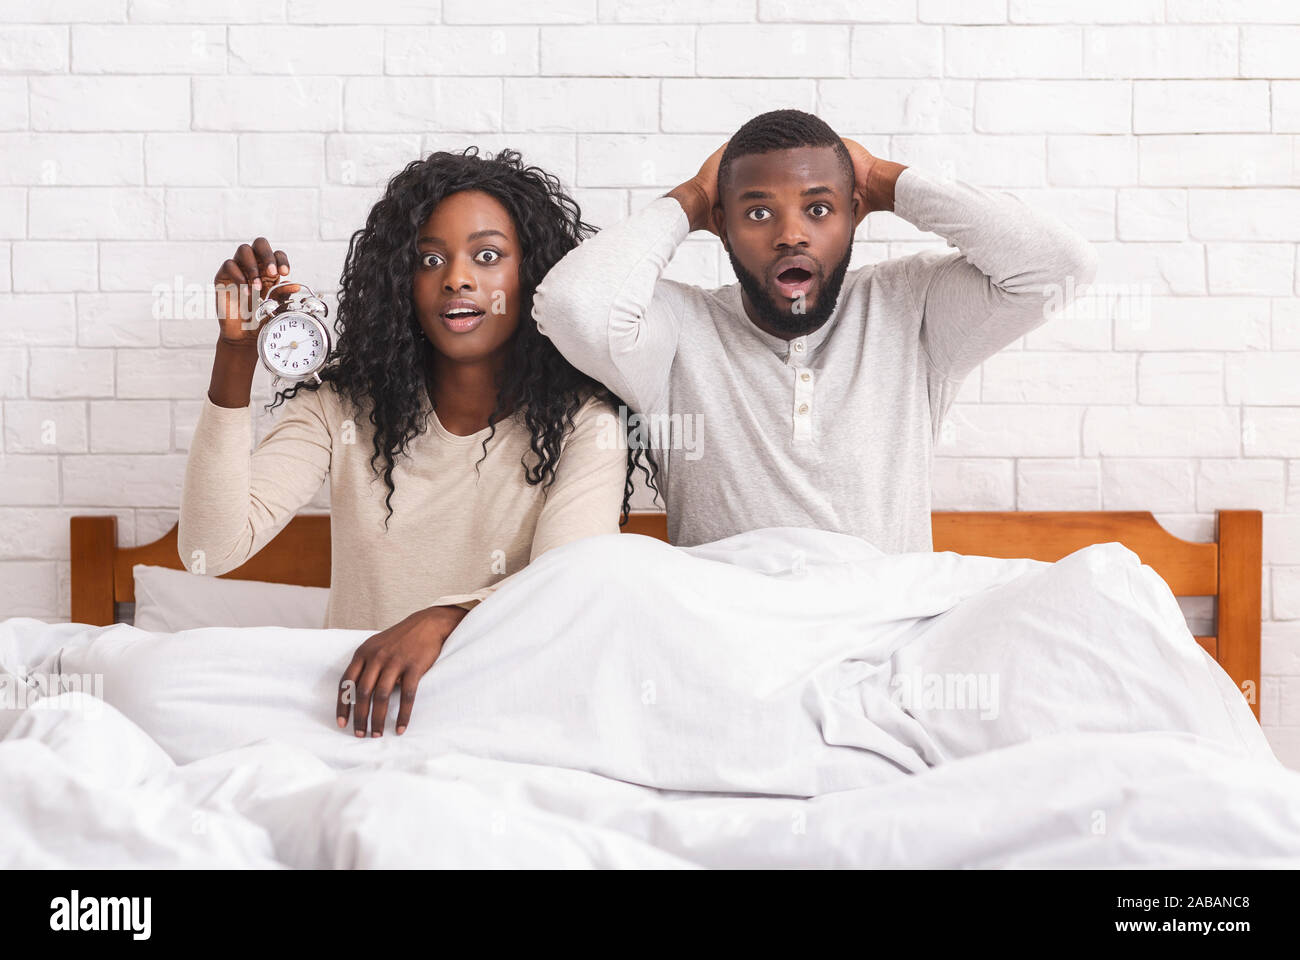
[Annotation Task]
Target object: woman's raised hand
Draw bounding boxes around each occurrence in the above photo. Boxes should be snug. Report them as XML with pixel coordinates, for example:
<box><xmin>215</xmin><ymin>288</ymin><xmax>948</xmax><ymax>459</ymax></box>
<box><xmin>214</xmin><ymin>237</ymin><xmax>292</xmax><ymax>349</ymax></box>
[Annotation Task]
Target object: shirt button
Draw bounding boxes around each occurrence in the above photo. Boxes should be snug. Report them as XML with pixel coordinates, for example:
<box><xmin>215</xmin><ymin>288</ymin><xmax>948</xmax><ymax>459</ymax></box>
<box><xmin>800</xmin><ymin>372</ymin><xmax>811</xmax><ymax>382</ymax></box>
<box><xmin>792</xmin><ymin>341</ymin><xmax>805</xmax><ymax>353</ymax></box>
<box><xmin>797</xmin><ymin>403</ymin><xmax>809</xmax><ymax>414</ymax></box>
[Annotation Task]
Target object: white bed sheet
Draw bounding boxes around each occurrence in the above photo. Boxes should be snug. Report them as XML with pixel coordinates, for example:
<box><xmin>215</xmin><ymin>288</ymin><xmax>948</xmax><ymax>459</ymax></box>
<box><xmin>3</xmin><ymin>527</ymin><xmax>1298</xmax><ymax>868</ymax></box>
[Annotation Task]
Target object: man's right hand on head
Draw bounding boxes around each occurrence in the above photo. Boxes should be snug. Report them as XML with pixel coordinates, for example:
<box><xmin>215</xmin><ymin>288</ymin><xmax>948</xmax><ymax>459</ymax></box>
<box><xmin>667</xmin><ymin>141</ymin><xmax>728</xmax><ymax>236</ymax></box>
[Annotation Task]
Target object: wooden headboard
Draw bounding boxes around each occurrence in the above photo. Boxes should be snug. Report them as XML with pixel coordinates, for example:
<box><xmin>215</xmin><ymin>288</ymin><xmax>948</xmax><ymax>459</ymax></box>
<box><xmin>70</xmin><ymin>509</ymin><xmax>1262</xmax><ymax>720</ymax></box>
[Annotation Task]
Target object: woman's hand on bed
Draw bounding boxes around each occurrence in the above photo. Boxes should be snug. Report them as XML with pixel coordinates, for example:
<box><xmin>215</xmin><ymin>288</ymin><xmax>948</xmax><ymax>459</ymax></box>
<box><xmin>336</xmin><ymin>604</ymin><xmax>468</xmax><ymax>737</ymax></box>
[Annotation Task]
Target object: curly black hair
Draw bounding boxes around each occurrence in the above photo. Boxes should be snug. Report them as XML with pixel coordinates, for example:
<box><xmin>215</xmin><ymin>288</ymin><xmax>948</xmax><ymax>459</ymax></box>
<box><xmin>266</xmin><ymin>147</ymin><xmax>659</xmax><ymax>530</ymax></box>
<box><xmin>717</xmin><ymin>108</ymin><xmax>854</xmax><ymax>198</ymax></box>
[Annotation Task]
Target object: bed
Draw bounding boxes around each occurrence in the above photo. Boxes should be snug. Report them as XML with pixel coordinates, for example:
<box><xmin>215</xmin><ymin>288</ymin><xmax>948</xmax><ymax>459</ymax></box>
<box><xmin>69</xmin><ymin>508</ymin><xmax>1262</xmax><ymax>721</ymax></box>
<box><xmin>2</xmin><ymin>507</ymin><xmax>1295</xmax><ymax>869</ymax></box>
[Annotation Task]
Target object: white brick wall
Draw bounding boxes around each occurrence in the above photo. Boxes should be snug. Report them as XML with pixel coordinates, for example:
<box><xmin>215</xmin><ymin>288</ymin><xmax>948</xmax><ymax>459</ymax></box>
<box><xmin>1</xmin><ymin>2</ymin><xmax>1298</xmax><ymax>766</ymax></box>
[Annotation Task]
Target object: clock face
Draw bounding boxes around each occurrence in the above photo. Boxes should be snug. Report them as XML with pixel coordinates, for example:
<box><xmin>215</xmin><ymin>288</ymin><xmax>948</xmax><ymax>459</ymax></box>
<box><xmin>260</xmin><ymin>311</ymin><xmax>327</xmax><ymax>379</ymax></box>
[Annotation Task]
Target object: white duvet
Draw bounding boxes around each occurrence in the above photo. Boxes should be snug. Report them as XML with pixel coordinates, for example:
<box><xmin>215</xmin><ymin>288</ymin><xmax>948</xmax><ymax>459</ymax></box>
<box><xmin>3</xmin><ymin>527</ymin><xmax>1299</xmax><ymax>868</ymax></box>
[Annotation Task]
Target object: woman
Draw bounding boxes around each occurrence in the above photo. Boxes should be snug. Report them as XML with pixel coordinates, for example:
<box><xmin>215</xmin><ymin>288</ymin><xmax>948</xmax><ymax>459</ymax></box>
<box><xmin>178</xmin><ymin>148</ymin><xmax>656</xmax><ymax>740</ymax></box>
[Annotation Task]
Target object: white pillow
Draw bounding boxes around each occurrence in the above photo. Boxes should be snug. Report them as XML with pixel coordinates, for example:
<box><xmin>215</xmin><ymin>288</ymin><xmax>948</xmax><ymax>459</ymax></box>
<box><xmin>132</xmin><ymin>564</ymin><xmax>330</xmax><ymax>632</ymax></box>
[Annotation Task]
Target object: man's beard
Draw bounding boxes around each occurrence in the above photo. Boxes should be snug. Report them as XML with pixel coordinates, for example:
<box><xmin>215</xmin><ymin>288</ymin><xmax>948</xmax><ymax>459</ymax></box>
<box><xmin>727</xmin><ymin>243</ymin><xmax>853</xmax><ymax>338</ymax></box>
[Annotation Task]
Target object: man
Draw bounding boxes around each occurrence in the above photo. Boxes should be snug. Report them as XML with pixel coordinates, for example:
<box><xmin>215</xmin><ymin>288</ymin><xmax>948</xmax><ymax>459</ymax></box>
<box><xmin>532</xmin><ymin>109</ymin><xmax>1098</xmax><ymax>553</ymax></box>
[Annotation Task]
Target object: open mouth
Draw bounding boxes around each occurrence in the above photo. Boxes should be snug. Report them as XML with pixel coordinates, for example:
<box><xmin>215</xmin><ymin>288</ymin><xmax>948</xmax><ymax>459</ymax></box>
<box><xmin>440</xmin><ymin>305</ymin><xmax>486</xmax><ymax>333</ymax></box>
<box><xmin>774</xmin><ymin>266</ymin><xmax>815</xmax><ymax>300</ymax></box>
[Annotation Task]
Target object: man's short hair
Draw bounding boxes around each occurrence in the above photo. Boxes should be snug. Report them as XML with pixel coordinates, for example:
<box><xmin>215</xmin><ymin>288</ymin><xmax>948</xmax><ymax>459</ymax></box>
<box><xmin>717</xmin><ymin>109</ymin><xmax>855</xmax><ymax>200</ymax></box>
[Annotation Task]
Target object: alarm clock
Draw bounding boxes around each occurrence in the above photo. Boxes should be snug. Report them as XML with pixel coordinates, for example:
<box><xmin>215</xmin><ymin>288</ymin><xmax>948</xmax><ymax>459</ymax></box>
<box><xmin>253</xmin><ymin>279</ymin><xmax>332</xmax><ymax>385</ymax></box>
